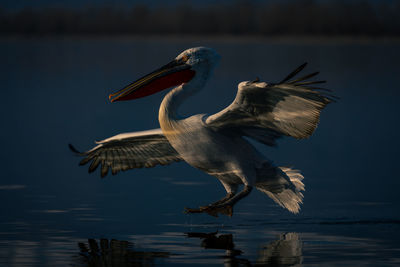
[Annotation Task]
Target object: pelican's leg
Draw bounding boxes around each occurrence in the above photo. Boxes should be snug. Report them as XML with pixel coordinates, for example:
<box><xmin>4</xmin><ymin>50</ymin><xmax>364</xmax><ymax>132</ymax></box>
<box><xmin>184</xmin><ymin>195</ymin><xmax>233</xmax><ymax>215</ymax></box>
<box><xmin>204</xmin><ymin>185</ymin><xmax>253</xmax><ymax>217</ymax></box>
<box><xmin>185</xmin><ymin>182</ymin><xmax>237</xmax><ymax>215</ymax></box>
<box><xmin>203</xmin><ymin>192</ymin><xmax>235</xmax><ymax>207</ymax></box>
<box><xmin>203</xmin><ymin>169</ymin><xmax>256</xmax><ymax>216</ymax></box>
<box><xmin>219</xmin><ymin>185</ymin><xmax>253</xmax><ymax>207</ymax></box>
<box><xmin>203</xmin><ymin>182</ymin><xmax>238</xmax><ymax>207</ymax></box>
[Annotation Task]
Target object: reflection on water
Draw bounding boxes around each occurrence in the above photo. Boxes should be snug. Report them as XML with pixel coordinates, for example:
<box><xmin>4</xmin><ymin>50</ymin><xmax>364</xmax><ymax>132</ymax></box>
<box><xmin>186</xmin><ymin>231</ymin><xmax>302</xmax><ymax>266</ymax></box>
<box><xmin>0</xmin><ymin>223</ymin><xmax>399</xmax><ymax>266</ymax></box>
<box><xmin>72</xmin><ymin>232</ymin><xmax>302</xmax><ymax>267</ymax></box>
<box><xmin>257</xmin><ymin>233</ymin><xmax>302</xmax><ymax>266</ymax></box>
<box><xmin>75</xmin><ymin>239</ymin><xmax>169</xmax><ymax>267</ymax></box>
<box><xmin>186</xmin><ymin>232</ymin><xmax>247</xmax><ymax>265</ymax></box>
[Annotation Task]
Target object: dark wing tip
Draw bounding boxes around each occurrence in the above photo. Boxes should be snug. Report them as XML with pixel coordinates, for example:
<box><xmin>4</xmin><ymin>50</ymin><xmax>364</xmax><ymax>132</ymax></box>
<box><xmin>295</xmin><ymin>80</ymin><xmax>326</xmax><ymax>86</ymax></box>
<box><xmin>101</xmin><ymin>164</ymin><xmax>109</xmax><ymax>178</ymax></box>
<box><xmin>325</xmin><ymin>93</ymin><xmax>340</xmax><ymax>102</ymax></box>
<box><xmin>279</xmin><ymin>62</ymin><xmax>308</xmax><ymax>84</ymax></box>
<box><xmin>69</xmin><ymin>143</ymin><xmax>82</xmax><ymax>154</ymax></box>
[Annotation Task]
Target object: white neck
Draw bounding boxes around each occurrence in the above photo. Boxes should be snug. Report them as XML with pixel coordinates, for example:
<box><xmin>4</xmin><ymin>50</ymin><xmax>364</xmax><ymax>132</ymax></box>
<box><xmin>158</xmin><ymin>72</ymin><xmax>208</xmax><ymax>132</ymax></box>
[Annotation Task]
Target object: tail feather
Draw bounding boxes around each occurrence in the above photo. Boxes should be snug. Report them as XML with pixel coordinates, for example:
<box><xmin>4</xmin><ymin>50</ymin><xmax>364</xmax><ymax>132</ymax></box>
<box><xmin>256</xmin><ymin>167</ymin><xmax>305</xmax><ymax>214</ymax></box>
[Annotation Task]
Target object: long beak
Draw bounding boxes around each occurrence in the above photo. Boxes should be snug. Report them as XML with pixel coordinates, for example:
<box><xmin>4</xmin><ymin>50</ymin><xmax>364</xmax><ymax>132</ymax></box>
<box><xmin>109</xmin><ymin>60</ymin><xmax>195</xmax><ymax>102</ymax></box>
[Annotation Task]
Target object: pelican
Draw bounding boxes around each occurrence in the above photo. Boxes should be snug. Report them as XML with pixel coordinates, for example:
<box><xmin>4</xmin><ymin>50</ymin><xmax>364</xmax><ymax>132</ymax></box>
<box><xmin>70</xmin><ymin>47</ymin><xmax>335</xmax><ymax>217</ymax></box>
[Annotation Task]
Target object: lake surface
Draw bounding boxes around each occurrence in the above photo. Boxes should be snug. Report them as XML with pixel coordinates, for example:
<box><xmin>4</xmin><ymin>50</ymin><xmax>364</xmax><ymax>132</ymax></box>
<box><xmin>0</xmin><ymin>36</ymin><xmax>399</xmax><ymax>266</ymax></box>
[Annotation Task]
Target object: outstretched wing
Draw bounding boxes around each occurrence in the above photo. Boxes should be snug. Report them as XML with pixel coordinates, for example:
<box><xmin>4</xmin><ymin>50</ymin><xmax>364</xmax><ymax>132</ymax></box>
<box><xmin>69</xmin><ymin>128</ymin><xmax>182</xmax><ymax>177</ymax></box>
<box><xmin>206</xmin><ymin>63</ymin><xmax>336</xmax><ymax>146</ymax></box>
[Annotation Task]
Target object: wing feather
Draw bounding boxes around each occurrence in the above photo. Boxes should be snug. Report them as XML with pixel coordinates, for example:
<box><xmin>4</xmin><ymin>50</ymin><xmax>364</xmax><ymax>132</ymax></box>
<box><xmin>206</xmin><ymin>63</ymin><xmax>335</xmax><ymax>144</ymax></box>
<box><xmin>287</xmin><ymin>71</ymin><xmax>319</xmax><ymax>84</ymax></box>
<box><xmin>279</xmin><ymin>62</ymin><xmax>307</xmax><ymax>83</ymax></box>
<box><xmin>70</xmin><ymin>128</ymin><xmax>182</xmax><ymax>177</ymax></box>
<box><xmin>101</xmin><ymin>161</ymin><xmax>109</xmax><ymax>178</ymax></box>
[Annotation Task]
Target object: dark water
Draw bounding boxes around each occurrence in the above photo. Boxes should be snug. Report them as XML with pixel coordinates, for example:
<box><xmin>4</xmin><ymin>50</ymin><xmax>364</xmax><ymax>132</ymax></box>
<box><xmin>0</xmin><ymin>37</ymin><xmax>399</xmax><ymax>266</ymax></box>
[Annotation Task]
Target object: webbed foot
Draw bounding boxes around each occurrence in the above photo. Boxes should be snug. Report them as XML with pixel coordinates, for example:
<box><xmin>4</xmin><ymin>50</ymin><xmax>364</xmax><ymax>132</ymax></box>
<box><xmin>184</xmin><ymin>207</ymin><xmax>204</xmax><ymax>214</ymax></box>
<box><xmin>184</xmin><ymin>204</ymin><xmax>233</xmax><ymax>217</ymax></box>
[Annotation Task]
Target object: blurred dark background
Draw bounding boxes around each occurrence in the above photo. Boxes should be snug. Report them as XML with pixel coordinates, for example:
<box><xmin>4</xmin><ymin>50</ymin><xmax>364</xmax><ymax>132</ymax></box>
<box><xmin>1</xmin><ymin>0</ymin><xmax>400</xmax><ymax>37</ymax></box>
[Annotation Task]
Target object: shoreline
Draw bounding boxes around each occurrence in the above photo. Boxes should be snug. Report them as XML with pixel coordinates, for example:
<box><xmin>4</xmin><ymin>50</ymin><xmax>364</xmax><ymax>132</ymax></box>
<box><xmin>1</xmin><ymin>34</ymin><xmax>400</xmax><ymax>44</ymax></box>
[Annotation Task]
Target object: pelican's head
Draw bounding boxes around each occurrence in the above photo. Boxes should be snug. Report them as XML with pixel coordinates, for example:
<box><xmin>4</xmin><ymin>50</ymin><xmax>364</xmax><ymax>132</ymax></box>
<box><xmin>109</xmin><ymin>47</ymin><xmax>220</xmax><ymax>102</ymax></box>
<box><xmin>175</xmin><ymin>47</ymin><xmax>220</xmax><ymax>74</ymax></box>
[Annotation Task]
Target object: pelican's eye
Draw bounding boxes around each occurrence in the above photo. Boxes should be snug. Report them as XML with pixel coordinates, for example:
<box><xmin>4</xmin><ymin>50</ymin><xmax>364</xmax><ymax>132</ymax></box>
<box><xmin>181</xmin><ymin>54</ymin><xmax>189</xmax><ymax>62</ymax></box>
